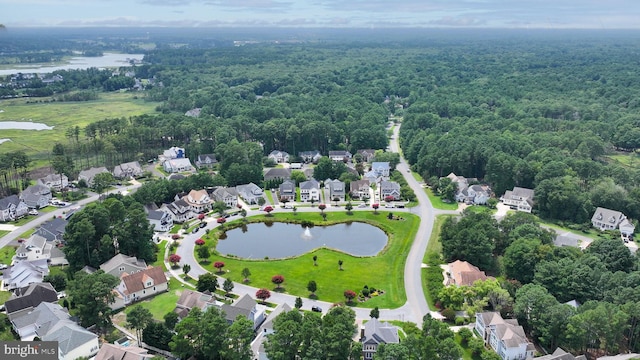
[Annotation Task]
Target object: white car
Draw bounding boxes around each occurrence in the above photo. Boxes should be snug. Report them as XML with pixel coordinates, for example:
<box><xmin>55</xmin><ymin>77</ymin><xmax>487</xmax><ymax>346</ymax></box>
<box><xmin>28</xmin><ymin>209</ymin><xmax>39</xmax><ymax>216</ymax></box>
<box><xmin>0</xmin><ymin>264</ymin><xmax>8</xmax><ymax>270</ymax></box>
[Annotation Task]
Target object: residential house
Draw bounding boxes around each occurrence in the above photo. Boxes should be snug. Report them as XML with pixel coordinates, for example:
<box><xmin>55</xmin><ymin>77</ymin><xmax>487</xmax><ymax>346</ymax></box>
<box><xmin>371</xmin><ymin>162</ymin><xmax>391</xmax><ymax>178</ymax></box>
<box><xmin>95</xmin><ymin>344</ymin><xmax>154</xmax><ymax>360</ymax></box>
<box><xmin>13</xmin><ymin>235</ymin><xmax>53</xmax><ymax>263</ymax></box>
<box><xmin>278</xmin><ymin>180</ymin><xmax>296</xmax><ymax>202</ymax></box>
<box><xmin>597</xmin><ymin>354</ymin><xmax>640</xmax><ymax>360</ymax></box>
<box><xmin>174</xmin><ymin>289</ymin><xmax>218</xmax><ymax>319</ymax></box>
<box><xmin>350</xmin><ymin>180</ymin><xmax>371</xmax><ymax>200</ymax></box>
<box><xmin>300</xmin><ymin>180</ymin><xmax>320</xmax><ymax>202</ymax></box>
<box><xmin>2</xmin><ymin>258</ymin><xmax>49</xmax><ymax>291</ymax></box>
<box><xmin>475</xmin><ymin>312</ymin><xmax>535</xmax><ymax>360</ymax></box>
<box><xmin>0</xmin><ymin>195</ymin><xmax>29</xmax><ymax>222</ymax></box>
<box><xmin>78</xmin><ymin>166</ymin><xmax>109</xmax><ymax>187</ymax></box>
<box><xmin>537</xmin><ymin>348</ymin><xmax>587</xmax><ymax>360</ymax></box>
<box><xmin>37</xmin><ymin>173</ymin><xmax>69</xmax><ymax>191</ymax></box>
<box><xmin>591</xmin><ymin>207</ymin><xmax>636</xmax><ymax>238</ymax></box>
<box><xmin>329</xmin><ymin>150</ymin><xmax>352</xmax><ymax>162</ymax></box>
<box><xmin>163</xmin><ymin>158</ymin><xmax>194</xmax><ymax>173</ymax></box>
<box><xmin>99</xmin><ymin>254</ymin><xmax>148</xmax><ymax>278</ymax></box>
<box><xmin>360</xmin><ymin>318</ymin><xmax>400</xmax><ymax>360</ymax></box>
<box><xmin>379</xmin><ymin>181</ymin><xmax>401</xmax><ymax>201</ymax></box>
<box><xmin>220</xmin><ymin>293</ymin><xmax>266</xmax><ymax>330</ymax></box>
<box><xmin>113</xmin><ymin>161</ymin><xmax>143</xmax><ymax>179</ymax></box>
<box><xmin>148</xmin><ymin>209</ymin><xmax>173</xmax><ymax>232</ymax></box>
<box><xmin>459</xmin><ymin>184</ymin><xmax>491</xmax><ymax>205</ymax></box>
<box><xmin>299</xmin><ymin>150</ymin><xmax>322</xmax><ymax>164</ymax></box>
<box><xmin>185</xmin><ymin>108</ymin><xmax>202</xmax><ymax>117</ymax></box>
<box><xmin>160</xmin><ymin>146</ymin><xmax>185</xmax><ymax>163</ymax></box>
<box><xmin>268</xmin><ymin>150</ymin><xmax>290</xmax><ymax>163</ymax></box>
<box><xmin>445</xmin><ymin>260</ymin><xmax>493</xmax><ymax>287</ymax></box>
<box><xmin>356</xmin><ymin>149</ymin><xmax>376</xmax><ymax>163</ymax></box>
<box><xmin>4</xmin><ymin>282</ymin><xmax>58</xmax><ymax>315</ymax></box>
<box><xmin>35</xmin><ymin>217</ymin><xmax>67</xmax><ymax>243</ymax></box>
<box><xmin>259</xmin><ymin>303</ymin><xmax>292</xmax><ymax>335</ymax></box>
<box><xmin>211</xmin><ymin>187</ymin><xmax>238</xmax><ymax>208</ymax></box>
<box><xmin>363</xmin><ymin>171</ymin><xmax>379</xmax><ymax>185</ymax></box>
<box><xmin>110</xmin><ymin>266</ymin><xmax>168</xmax><ymax>309</ymax></box>
<box><xmin>290</xmin><ymin>162</ymin><xmax>303</xmax><ymax>170</ymax></box>
<box><xmin>9</xmin><ymin>302</ymin><xmax>99</xmax><ymax>360</ymax></box>
<box><xmin>195</xmin><ymin>154</ymin><xmax>218</xmax><ymax>168</ymax></box>
<box><xmin>326</xmin><ymin>179</ymin><xmax>346</xmax><ymax>202</ymax></box>
<box><xmin>501</xmin><ymin>187</ymin><xmax>535</xmax><ymax>213</ymax></box>
<box><xmin>20</xmin><ymin>184</ymin><xmax>52</xmax><ymax>209</ymax></box>
<box><xmin>161</xmin><ymin>198</ymin><xmax>194</xmax><ymax>223</ymax></box>
<box><xmin>264</xmin><ymin>168</ymin><xmax>291</xmax><ymax>182</ymax></box>
<box><xmin>184</xmin><ymin>189</ymin><xmax>212</xmax><ymax>213</ymax></box>
<box><xmin>236</xmin><ymin>183</ymin><xmax>265</xmax><ymax>205</ymax></box>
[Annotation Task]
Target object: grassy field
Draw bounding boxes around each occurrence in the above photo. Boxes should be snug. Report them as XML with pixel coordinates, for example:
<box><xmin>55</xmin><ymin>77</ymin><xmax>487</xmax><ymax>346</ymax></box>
<box><xmin>424</xmin><ymin>215</ymin><xmax>453</xmax><ymax>261</ymax></box>
<box><xmin>124</xmin><ymin>279</ymin><xmax>183</xmax><ymax>321</ymax></box>
<box><xmin>607</xmin><ymin>153</ymin><xmax>640</xmax><ymax>169</ymax></box>
<box><xmin>200</xmin><ymin>211</ymin><xmax>419</xmax><ymax>308</ymax></box>
<box><xmin>425</xmin><ymin>188</ymin><xmax>459</xmax><ymax>211</ymax></box>
<box><xmin>0</xmin><ymin>231</ymin><xmax>8</xmax><ymax>239</ymax></box>
<box><xmin>0</xmin><ymin>92</ymin><xmax>159</xmax><ymax>161</ymax></box>
<box><xmin>0</xmin><ymin>246</ymin><xmax>16</xmax><ymax>265</ymax></box>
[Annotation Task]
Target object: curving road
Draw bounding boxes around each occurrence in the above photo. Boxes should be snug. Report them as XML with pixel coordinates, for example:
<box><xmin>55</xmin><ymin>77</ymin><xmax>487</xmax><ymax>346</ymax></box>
<box><xmin>175</xmin><ymin>124</ymin><xmax>455</xmax><ymax>326</ymax></box>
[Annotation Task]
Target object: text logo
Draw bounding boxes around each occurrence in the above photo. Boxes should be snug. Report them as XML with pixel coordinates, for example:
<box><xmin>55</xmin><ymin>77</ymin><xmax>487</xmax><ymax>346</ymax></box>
<box><xmin>1</xmin><ymin>342</ymin><xmax>58</xmax><ymax>360</ymax></box>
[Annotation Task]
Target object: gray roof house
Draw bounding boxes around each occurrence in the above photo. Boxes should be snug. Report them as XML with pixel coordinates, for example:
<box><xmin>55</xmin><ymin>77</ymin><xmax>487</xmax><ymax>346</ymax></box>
<box><xmin>591</xmin><ymin>207</ymin><xmax>635</xmax><ymax>236</ymax></box>
<box><xmin>147</xmin><ymin>209</ymin><xmax>173</xmax><ymax>232</ymax></box>
<box><xmin>9</xmin><ymin>302</ymin><xmax>100</xmax><ymax>359</ymax></box>
<box><xmin>299</xmin><ymin>150</ymin><xmax>322</xmax><ymax>164</ymax></box>
<box><xmin>350</xmin><ymin>179</ymin><xmax>371</xmax><ymax>199</ymax></box>
<box><xmin>259</xmin><ymin>303</ymin><xmax>292</xmax><ymax>335</ymax></box>
<box><xmin>278</xmin><ymin>180</ymin><xmax>296</xmax><ymax>202</ymax></box>
<box><xmin>78</xmin><ymin>166</ymin><xmax>109</xmax><ymax>187</ymax></box>
<box><xmin>163</xmin><ymin>158</ymin><xmax>194</xmax><ymax>173</ymax></box>
<box><xmin>380</xmin><ymin>180</ymin><xmax>401</xmax><ymax>201</ymax></box>
<box><xmin>475</xmin><ymin>312</ymin><xmax>535</xmax><ymax>360</ymax></box>
<box><xmin>99</xmin><ymin>254</ymin><xmax>148</xmax><ymax>278</ymax></box>
<box><xmin>161</xmin><ymin>198</ymin><xmax>195</xmax><ymax>223</ymax></box>
<box><xmin>35</xmin><ymin>217</ymin><xmax>68</xmax><ymax>242</ymax></box>
<box><xmin>371</xmin><ymin>162</ymin><xmax>391</xmax><ymax>178</ymax></box>
<box><xmin>4</xmin><ymin>282</ymin><xmax>58</xmax><ymax>315</ymax></box>
<box><xmin>211</xmin><ymin>187</ymin><xmax>239</xmax><ymax>208</ymax></box>
<box><xmin>300</xmin><ymin>180</ymin><xmax>320</xmax><ymax>202</ymax></box>
<box><xmin>537</xmin><ymin>348</ymin><xmax>587</xmax><ymax>360</ymax></box>
<box><xmin>220</xmin><ymin>293</ymin><xmax>266</xmax><ymax>330</ymax></box>
<box><xmin>329</xmin><ymin>150</ymin><xmax>352</xmax><ymax>162</ymax></box>
<box><xmin>113</xmin><ymin>161</ymin><xmax>143</xmax><ymax>179</ymax></box>
<box><xmin>268</xmin><ymin>150</ymin><xmax>290</xmax><ymax>164</ymax></box>
<box><xmin>37</xmin><ymin>173</ymin><xmax>69</xmax><ymax>191</ymax></box>
<box><xmin>174</xmin><ymin>289</ymin><xmax>218</xmax><ymax>319</ymax></box>
<box><xmin>236</xmin><ymin>183</ymin><xmax>264</xmax><ymax>205</ymax></box>
<box><xmin>356</xmin><ymin>149</ymin><xmax>376</xmax><ymax>163</ymax></box>
<box><xmin>264</xmin><ymin>168</ymin><xmax>291</xmax><ymax>182</ymax></box>
<box><xmin>95</xmin><ymin>344</ymin><xmax>153</xmax><ymax>360</ymax></box>
<box><xmin>20</xmin><ymin>184</ymin><xmax>52</xmax><ymax>209</ymax></box>
<box><xmin>195</xmin><ymin>154</ymin><xmax>218</xmax><ymax>168</ymax></box>
<box><xmin>0</xmin><ymin>194</ymin><xmax>29</xmax><ymax>222</ymax></box>
<box><xmin>502</xmin><ymin>187</ymin><xmax>535</xmax><ymax>213</ymax></box>
<box><xmin>326</xmin><ymin>179</ymin><xmax>346</xmax><ymax>202</ymax></box>
<box><xmin>2</xmin><ymin>258</ymin><xmax>49</xmax><ymax>291</ymax></box>
<box><xmin>361</xmin><ymin>318</ymin><xmax>400</xmax><ymax>360</ymax></box>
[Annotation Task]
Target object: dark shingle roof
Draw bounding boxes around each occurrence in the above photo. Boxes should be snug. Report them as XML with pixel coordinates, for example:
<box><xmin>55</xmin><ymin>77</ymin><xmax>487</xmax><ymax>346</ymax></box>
<box><xmin>4</xmin><ymin>282</ymin><xmax>58</xmax><ymax>314</ymax></box>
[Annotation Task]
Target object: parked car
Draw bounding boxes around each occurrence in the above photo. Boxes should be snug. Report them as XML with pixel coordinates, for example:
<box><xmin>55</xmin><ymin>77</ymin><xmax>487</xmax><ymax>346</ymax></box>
<box><xmin>311</xmin><ymin>306</ymin><xmax>322</xmax><ymax>313</ymax></box>
<box><xmin>192</xmin><ymin>227</ymin><xmax>199</xmax><ymax>234</ymax></box>
<box><xmin>199</xmin><ymin>222</ymin><xmax>207</xmax><ymax>228</ymax></box>
<box><xmin>28</xmin><ymin>209</ymin><xmax>39</xmax><ymax>216</ymax></box>
<box><xmin>0</xmin><ymin>263</ymin><xmax>7</xmax><ymax>270</ymax></box>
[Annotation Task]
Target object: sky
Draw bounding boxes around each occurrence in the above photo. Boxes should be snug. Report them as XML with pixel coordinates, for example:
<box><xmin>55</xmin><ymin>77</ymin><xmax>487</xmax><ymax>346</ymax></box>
<box><xmin>2</xmin><ymin>0</ymin><xmax>640</xmax><ymax>29</ymax></box>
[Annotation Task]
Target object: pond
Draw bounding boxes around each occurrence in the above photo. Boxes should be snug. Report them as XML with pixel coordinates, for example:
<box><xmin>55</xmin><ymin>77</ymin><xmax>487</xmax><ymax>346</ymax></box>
<box><xmin>217</xmin><ymin>222</ymin><xmax>388</xmax><ymax>259</ymax></box>
<box><xmin>0</xmin><ymin>121</ymin><xmax>54</xmax><ymax>130</ymax></box>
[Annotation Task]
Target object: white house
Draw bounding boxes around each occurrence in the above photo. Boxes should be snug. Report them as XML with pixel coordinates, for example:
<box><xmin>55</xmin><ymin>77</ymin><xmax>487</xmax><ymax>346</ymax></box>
<box><xmin>160</xmin><ymin>146</ymin><xmax>185</xmax><ymax>163</ymax></box>
<box><xmin>9</xmin><ymin>302</ymin><xmax>99</xmax><ymax>360</ymax></box>
<box><xmin>236</xmin><ymin>183</ymin><xmax>264</xmax><ymax>205</ymax></box>
<box><xmin>211</xmin><ymin>187</ymin><xmax>238</xmax><ymax>208</ymax></box>
<box><xmin>591</xmin><ymin>207</ymin><xmax>635</xmax><ymax>239</ymax></box>
<box><xmin>371</xmin><ymin>162</ymin><xmax>391</xmax><ymax>178</ymax></box>
<box><xmin>300</xmin><ymin>180</ymin><xmax>320</xmax><ymax>202</ymax></box>
<box><xmin>163</xmin><ymin>158</ymin><xmax>194</xmax><ymax>173</ymax></box>
<box><xmin>161</xmin><ymin>198</ymin><xmax>194</xmax><ymax>223</ymax></box>
<box><xmin>2</xmin><ymin>258</ymin><xmax>49</xmax><ymax>291</ymax></box>
<box><xmin>148</xmin><ymin>209</ymin><xmax>173</xmax><ymax>232</ymax></box>
<box><xmin>268</xmin><ymin>150</ymin><xmax>290</xmax><ymax>163</ymax></box>
<box><xmin>299</xmin><ymin>150</ymin><xmax>322</xmax><ymax>164</ymax></box>
<box><xmin>460</xmin><ymin>184</ymin><xmax>491</xmax><ymax>205</ymax></box>
<box><xmin>220</xmin><ymin>293</ymin><xmax>266</xmax><ymax>330</ymax></box>
<box><xmin>0</xmin><ymin>195</ymin><xmax>29</xmax><ymax>222</ymax></box>
<box><xmin>329</xmin><ymin>150</ymin><xmax>352</xmax><ymax>162</ymax></box>
<box><xmin>78</xmin><ymin>166</ymin><xmax>109</xmax><ymax>187</ymax></box>
<box><xmin>259</xmin><ymin>303</ymin><xmax>292</xmax><ymax>335</ymax></box>
<box><xmin>502</xmin><ymin>187</ymin><xmax>535</xmax><ymax>213</ymax></box>
<box><xmin>110</xmin><ymin>266</ymin><xmax>168</xmax><ymax>309</ymax></box>
<box><xmin>183</xmin><ymin>189</ymin><xmax>212</xmax><ymax>213</ymax></box>
<box><xmin>379</xmin><ymin>180</ymin><xmax>401</xmax><ymax>201</ymax></box>
<box><xmin>475</xmin><ymin>312</ymin><xmax>535</xmax><ymax>360</ymax></box>
<box><xmin>37</xmin><ymin>173</ymin><xmax>69</xmax><ymax>191</ymax></box>
<box><xmin>99</xmin><ymin>254</ymin><xmax>148</xmax><ymax>278</ymax></box>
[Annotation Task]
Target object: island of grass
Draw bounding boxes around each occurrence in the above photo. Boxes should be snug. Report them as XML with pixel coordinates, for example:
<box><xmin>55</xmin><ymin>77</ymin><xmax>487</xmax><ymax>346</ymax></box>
<box><xmin>196</xmin><ymin>211</ymin><xmax>419</xmax><ymax>309</ymax></box>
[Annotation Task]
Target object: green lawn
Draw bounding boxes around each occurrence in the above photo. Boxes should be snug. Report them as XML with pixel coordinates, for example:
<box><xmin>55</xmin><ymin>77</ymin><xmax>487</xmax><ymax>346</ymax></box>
<box><xmin>0</xmin><ymin>231</ymin><xmax>8</xmax><ymax>239</ymax></box>
<box><xmin>607</xmin><ymin>153</ymin><xmax>640</xmax><ymax>169</ymax></box>
<box><xmin>0</xmin><ymin>92</ymin><xmax>159</xmax><ymax>162</ymax></box>
<box><xmin>424</xmin><ymin>215</ymin><xmax>453</xmax><ymax>261</ymax></box>
<box><xmin>10</xmin><ymin>215</ymin><xmax>40</xmax><ymax>226</ymax></box>
<box><xmin>0</xmin><ymin>246</ymin><xmax>16</xmax><ymax>265</ymax></box>
<box><xmin>425</xmin><ymin>188</ymin><xmax>459</xmax><ymax>210</ymax></box>
<box><xmin>0</xmin><ymin>291</ymin><xmax>11</xmax><ymax>305</ymax></box>
<box><xmin>200</xmin><ymin>211</ymin><xmax>419</xmax><ymax>308</ymax></box>
<box><xmin>265</xmin><ymin>189</ymin><xmax>275</xmax><ymax>204</ymax></box>
<box><xmin>18</xmin><ymin>229</ymin><xmax>35</xmax><ymax>239</ymax></box>
<box><xmin>39</xmin><ymin>206</ymin><xmax>58</xmax><ymax>213</ymax></box>
<box><xmin>124</xmin><ymin>279</ymin><xmax>182</xmax><ymax>321</ymax></box>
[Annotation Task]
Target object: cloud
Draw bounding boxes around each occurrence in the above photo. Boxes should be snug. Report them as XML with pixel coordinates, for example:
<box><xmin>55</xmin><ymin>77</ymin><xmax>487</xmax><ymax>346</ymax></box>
<box><xmin>427</xmin><ymin>16</ymin><xmax>486</xmax><ymax>27</ymax></box>
<box><xmin>204</xmin><ymin>0</ymin><xmax>292</xmax><ymax>10</ymax></box>
<box><xmin>138</xmin><ymin>0</ymin><xmax>190</xmax><ymax>6</ymax></box>
<box><xmin>275</xmin><ymin>18</ymin><xmax>317</xmax><ymax>26</ymax></box>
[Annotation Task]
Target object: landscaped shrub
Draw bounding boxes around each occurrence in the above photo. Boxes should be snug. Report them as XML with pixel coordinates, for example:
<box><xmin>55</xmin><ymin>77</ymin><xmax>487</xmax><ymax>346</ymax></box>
<box><xmin>455</xmin><ymin>316</ymin><xmax>466</xmax><ymax>326</ymax></box>
<box><xmin>441</xmin><ymin>308</ymin><xmax>456</xmax><ymax>321</ymax></box>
